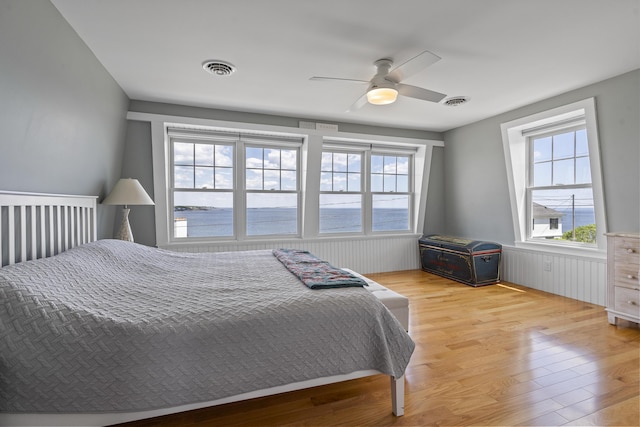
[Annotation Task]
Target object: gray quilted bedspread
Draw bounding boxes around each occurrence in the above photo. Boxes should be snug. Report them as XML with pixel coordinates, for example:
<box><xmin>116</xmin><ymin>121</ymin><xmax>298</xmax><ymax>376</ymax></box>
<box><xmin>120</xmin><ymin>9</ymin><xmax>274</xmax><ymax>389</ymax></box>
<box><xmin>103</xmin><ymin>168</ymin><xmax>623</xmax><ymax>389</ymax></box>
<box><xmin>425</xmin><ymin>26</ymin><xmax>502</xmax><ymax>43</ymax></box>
<box><xmin>0</xmin><ymin>239</ymin><xmax>414</xmax><ymax>413</ymax></box>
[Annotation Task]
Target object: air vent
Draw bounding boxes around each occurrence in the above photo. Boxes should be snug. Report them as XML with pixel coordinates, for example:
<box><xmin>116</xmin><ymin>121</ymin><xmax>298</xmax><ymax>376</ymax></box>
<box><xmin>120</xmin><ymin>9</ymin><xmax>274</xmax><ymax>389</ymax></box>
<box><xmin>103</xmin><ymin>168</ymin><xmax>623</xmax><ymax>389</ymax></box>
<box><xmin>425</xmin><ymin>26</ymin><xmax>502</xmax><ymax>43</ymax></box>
<box><xmin>202</xmin><ymin>60</ymin><xmax>236</xmax><ymax>76</ymax></box>
<box><xmin>443</xmin><ymin>96</ymin><xmax>470</xmax><ymax>107</ymax></box>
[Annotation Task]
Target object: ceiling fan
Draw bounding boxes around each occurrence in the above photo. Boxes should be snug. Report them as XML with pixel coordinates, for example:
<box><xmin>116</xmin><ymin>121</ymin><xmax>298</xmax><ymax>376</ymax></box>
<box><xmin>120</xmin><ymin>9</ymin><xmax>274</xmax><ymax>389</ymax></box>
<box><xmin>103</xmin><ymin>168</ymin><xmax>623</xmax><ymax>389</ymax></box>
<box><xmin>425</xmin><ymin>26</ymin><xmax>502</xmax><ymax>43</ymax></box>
<box><xmin>310</xmin><ymin>50</ymin><xmax>447</xmax><ymax>111</ymax></box>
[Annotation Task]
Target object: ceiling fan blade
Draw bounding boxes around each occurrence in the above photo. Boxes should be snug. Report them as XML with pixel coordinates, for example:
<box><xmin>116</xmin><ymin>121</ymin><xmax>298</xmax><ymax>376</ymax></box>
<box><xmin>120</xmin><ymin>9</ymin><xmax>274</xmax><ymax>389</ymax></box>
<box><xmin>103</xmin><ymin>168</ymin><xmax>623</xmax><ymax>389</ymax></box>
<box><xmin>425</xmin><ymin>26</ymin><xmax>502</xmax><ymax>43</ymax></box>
<box><xmin>310</xmin><ymin>76</ymin><xmax>369</xmax><ymax>84</ymax></box>
<box><xmin>387</xmin><ymin>50</ymin><xmax>441</xmax><ymax>83</ymax></box>
<box><xmin>397</xmin><ymin>84</ymin><xmax>446</xmax><ymax>103</ymax></box>
<box><xmin>346</xmin><ymin>94</ymin><xmax>368</xmax><ymax>112</ymax></box>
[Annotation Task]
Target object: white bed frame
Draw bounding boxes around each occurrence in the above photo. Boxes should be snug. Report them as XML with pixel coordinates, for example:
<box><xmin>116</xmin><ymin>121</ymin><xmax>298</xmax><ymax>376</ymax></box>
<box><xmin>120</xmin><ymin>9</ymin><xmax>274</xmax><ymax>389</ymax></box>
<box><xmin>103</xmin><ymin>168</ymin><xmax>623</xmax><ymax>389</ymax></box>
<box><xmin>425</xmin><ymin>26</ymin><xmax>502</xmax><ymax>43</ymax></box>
<box><xmin>0</xmin><ymin>191</ymin><xmax>405</xmax><ymax>426</ymax></box>
<box><xmin>0</xmin><ymin>191</ymin><xmax>97</xmax><ymax>267</ymax></box>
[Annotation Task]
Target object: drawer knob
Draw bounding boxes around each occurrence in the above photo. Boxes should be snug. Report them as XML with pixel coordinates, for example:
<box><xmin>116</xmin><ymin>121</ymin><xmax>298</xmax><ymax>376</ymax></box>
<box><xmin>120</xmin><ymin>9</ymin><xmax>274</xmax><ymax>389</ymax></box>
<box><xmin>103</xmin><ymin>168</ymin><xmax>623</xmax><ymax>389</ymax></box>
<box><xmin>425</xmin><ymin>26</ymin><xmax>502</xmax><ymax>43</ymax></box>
<box><xmin>627</xmin><ymin>248</ymin><xmax>636</xmax><ymax>254</ymax></box>
<box><xmin>627</xmin><ymin>274</ymin><xmax>637</xmax><ymax>280</ymax></box>
<box><xmin>627</xmin><ymin>300</ymin><xmax>638</xmax><ymax>306</ymax></box>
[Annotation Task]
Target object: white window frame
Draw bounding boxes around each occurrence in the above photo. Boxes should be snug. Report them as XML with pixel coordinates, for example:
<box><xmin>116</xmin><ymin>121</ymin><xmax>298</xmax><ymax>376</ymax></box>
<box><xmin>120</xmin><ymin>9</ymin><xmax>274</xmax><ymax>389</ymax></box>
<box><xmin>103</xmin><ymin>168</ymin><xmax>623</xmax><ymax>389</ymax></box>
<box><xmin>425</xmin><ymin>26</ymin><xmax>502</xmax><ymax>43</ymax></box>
<box><xmin>166</xmin><ymin>127</ymin><xmax>303</xmax><ymax>242</ymax></box>
<box><xmin>501</xmin><ymin>98</ymin><xmax>607</xmax><ymax>255</ymax></box>
<box><xmin>170</xmin><ymin>134</ymin><xmax>236</xmax><ymax>240</ymax></box>
<box><xmin>319</xmin><ymin>146</ymin><xmax>366</xmax><ymax>235</ymax></box>
<box><xmin>526</xmin><ymin>123</ymin><xmax>594</xmax><ymax>243</ymax></box>
<box><xmin>131</xmin><ymin>111</ymin><xmax>442</xmax><ymax>249</ymax></box>
<box><xmin>369</xmin><ymin>149</ymin><xmax>414</xmax><ymax>234</ymax></box>
<box><xmin>243</xmin><ymin>139</ymin><xmax>301</xmax><ymax>238</ymax></box>
<box><xmin>319</xmin><ymin>141</ymin><xmax>415</xmax><ymax>236</ymax></box>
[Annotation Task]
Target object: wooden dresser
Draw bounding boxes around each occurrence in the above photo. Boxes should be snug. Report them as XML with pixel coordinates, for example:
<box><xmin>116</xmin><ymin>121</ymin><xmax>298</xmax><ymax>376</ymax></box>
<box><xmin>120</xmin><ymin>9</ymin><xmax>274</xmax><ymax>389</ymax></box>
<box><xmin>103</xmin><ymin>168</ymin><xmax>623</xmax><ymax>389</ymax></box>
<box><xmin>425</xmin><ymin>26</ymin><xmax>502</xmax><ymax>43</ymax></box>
<box><xmin>606</xmin><ymin>233</ymin><xmax>640</xmax><ymax>325</ymax></box>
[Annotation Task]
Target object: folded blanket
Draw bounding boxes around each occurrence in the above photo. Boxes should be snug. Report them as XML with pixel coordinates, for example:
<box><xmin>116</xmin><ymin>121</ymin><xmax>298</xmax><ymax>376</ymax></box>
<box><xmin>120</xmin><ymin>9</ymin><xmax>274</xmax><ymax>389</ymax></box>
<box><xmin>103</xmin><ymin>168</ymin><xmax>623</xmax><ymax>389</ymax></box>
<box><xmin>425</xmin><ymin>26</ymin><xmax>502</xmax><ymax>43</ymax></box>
<box><xmin>273</xmin><ymin>249</ymin><xmax>367</xmax><ymax>289</ymax></box>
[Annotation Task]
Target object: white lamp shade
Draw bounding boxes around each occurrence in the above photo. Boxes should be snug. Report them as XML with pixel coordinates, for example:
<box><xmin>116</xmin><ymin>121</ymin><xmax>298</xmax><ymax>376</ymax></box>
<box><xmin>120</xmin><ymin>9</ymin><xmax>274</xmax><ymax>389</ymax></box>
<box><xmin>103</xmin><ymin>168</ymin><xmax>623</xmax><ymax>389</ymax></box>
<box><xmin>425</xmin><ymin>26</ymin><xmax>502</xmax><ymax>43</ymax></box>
<box><xmin>103</xmin><ymin>178</ymin><xmax>154</xmax><ymax>206</ymax></box>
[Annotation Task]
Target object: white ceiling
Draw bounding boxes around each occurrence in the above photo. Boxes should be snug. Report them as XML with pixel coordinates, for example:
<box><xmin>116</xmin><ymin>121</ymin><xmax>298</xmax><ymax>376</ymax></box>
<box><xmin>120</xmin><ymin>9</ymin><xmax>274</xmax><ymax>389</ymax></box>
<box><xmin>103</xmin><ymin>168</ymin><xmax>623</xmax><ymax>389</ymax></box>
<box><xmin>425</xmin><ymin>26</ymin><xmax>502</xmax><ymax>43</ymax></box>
<box><xmin>51</xmin><ymin>0</ymin><xmax>640</xmax><ymax>132</ymax></box>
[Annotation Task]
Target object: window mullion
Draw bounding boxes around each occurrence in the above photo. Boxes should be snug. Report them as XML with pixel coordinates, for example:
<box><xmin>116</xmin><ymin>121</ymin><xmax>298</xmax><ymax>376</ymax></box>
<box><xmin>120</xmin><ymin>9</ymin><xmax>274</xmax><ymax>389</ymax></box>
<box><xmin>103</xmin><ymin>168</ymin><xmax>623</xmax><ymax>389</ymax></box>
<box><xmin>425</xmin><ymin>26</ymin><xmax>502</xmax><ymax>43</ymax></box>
<box><xmin>191</xmin><ymin>144</ymin><xmax>196</xmax><ymax>189</ymax></box>
<box><xmin>236</xmin><ymin>138</ymin><xmax>245</xmax><ymax>240</ymax></box>
<box><xmin>363</xmin><ymin>152</ymin><xmax>372</xmax><ymax>234</ymax></box>
<box><xmin>573</xmin><ymin>131</ymin><xmax>578</xmax><ymax>184</ymax></box>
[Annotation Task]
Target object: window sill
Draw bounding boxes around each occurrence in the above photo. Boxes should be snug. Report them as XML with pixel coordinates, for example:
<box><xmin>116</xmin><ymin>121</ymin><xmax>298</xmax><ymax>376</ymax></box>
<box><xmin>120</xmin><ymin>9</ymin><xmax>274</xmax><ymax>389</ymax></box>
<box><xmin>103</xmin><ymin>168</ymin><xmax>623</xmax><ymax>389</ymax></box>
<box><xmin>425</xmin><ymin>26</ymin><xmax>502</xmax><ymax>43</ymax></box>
<box><xmin>508</xmin><ymin>240</ymin><xmax>606</xmax><ymax>260</ymax></box>
<box><xmin>160</xmin><ymin>233</ymin><xmax>422</xmax><ymax>250</ymax></box>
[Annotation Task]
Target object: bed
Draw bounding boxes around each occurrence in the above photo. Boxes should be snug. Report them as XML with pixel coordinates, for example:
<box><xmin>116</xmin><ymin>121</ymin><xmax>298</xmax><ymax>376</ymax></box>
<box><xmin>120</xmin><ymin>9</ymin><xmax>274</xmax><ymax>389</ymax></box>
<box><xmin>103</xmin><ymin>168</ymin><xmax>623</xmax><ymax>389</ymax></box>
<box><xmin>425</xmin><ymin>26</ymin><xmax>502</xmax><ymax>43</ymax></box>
<box><xmin>0</xmin><ymin>191</ymin><xmax>415</xmax><ymax>426</ymax></box>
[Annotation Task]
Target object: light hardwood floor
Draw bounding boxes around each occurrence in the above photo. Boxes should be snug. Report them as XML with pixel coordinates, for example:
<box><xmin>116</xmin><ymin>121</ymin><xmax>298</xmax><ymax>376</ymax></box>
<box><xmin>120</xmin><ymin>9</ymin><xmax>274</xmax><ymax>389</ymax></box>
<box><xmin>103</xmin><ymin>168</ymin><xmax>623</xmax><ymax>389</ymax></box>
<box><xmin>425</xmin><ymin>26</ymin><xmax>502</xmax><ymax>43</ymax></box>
<box><xmin>118</xmin><ymin>270</ymin><xmax>640</xmax><ymax>427</ymax></box>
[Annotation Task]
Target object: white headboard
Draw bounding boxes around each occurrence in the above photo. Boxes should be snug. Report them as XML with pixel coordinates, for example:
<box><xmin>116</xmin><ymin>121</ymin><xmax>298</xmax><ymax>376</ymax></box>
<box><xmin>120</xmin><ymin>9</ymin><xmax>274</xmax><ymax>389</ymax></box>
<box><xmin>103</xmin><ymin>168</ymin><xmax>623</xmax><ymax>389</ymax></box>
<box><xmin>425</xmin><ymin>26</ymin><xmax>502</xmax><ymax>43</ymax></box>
<box><xmin>0</xmin><ymin>191</ymin><xmax>97</xmax><ymax>267</ymax></box>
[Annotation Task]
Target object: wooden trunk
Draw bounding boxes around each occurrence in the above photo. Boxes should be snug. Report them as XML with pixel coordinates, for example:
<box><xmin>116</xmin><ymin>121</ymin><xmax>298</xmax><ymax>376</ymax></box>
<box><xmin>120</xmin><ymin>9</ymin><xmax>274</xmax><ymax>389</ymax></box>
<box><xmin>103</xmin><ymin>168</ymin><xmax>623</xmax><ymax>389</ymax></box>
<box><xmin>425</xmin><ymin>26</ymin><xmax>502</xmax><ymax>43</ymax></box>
<box><xmin>418</xmin><ymin>234</ymin><xmax>501</xmax><ymax>287</ymax></box>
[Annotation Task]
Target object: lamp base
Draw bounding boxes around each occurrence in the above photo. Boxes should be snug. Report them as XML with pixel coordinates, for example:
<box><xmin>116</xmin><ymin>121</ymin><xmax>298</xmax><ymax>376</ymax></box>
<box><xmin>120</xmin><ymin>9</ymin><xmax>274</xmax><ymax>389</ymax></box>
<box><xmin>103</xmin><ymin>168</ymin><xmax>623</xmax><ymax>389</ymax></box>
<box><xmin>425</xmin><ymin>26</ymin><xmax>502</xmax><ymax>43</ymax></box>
<box><xmin>115</xmin><ymin>208</ymin><xmax>134</xmax><ymax>242</ymax></box>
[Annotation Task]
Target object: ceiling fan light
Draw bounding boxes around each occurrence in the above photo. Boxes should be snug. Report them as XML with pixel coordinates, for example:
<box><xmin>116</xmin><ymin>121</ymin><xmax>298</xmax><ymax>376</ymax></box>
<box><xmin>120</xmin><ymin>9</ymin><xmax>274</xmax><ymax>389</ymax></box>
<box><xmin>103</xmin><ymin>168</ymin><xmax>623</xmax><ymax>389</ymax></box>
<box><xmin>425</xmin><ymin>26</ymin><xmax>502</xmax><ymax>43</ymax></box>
<box><xmin>366</xmin><ymin>87</ymin><xmax>398</xmax><ymax>105</ymax></box>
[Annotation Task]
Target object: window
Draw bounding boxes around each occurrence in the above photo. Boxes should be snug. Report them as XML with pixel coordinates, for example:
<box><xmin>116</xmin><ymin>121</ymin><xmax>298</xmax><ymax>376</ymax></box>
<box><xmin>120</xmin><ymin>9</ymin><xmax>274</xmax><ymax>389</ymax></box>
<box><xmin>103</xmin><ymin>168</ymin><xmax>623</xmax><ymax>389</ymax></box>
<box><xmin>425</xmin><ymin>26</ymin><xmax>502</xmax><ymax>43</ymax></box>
<box><xmin>245</xmin><ymin>146</ymin><xmax>299</xmax><ymax>236</ymax></box>
<box><xmin>146</xmin><ymin>116</ymin><xmax>439</xmax><ymax>247</ymax></box>
<box><xmin>501</xmin><ymin>98</ymin><xmax>607</xmax><ymax>251</ymax></box>
<box><xmin>319</xmin><ymin>144</ymin><xmax>413</xmax><ymax>235</ymax></box>
<box><xmin>169</xmin><ymin>129</ymin><xmax>302</xmax><ymax>240</ymax></box>
<box><xmin>172</xmin><ymin>139</ymin><xmax>235</xmax><ymax>238</ymax></box>
<box><xmin>319</xmin><ymin>150</ymin><xmax>363</xmax><ymax>233</ymax></box>
<box><xmin>528</xmin><ymin>126</ymin><xmax>596</xmax><ymax>243</ymax></box>
<box><xmin>371</xmin><ymin>154</ymin><xmax>411</xmax><ymax>232</ymax></box>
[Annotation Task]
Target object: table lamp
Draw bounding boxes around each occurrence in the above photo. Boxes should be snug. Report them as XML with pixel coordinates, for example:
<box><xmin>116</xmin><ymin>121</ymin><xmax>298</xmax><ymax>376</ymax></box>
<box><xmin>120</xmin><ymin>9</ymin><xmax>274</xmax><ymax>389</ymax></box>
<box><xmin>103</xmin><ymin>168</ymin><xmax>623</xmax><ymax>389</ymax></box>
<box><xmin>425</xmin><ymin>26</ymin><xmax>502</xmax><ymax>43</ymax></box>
<box><xmin>102</xmin><ymin>178</ymin><xmax>154</xmax><ymax>242</ymax></box>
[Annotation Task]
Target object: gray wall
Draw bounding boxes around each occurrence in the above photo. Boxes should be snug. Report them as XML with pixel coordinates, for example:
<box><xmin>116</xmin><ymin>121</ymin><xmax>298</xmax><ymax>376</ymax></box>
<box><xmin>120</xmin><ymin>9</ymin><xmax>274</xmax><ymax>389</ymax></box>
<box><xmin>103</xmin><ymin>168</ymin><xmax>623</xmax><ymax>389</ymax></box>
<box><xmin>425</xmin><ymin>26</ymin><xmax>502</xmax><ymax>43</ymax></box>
<box><xmin>121</xmin><ymin>120</ymin><xmax>156</xmax><ymax>246</ymax></box>
<box><xmin>125</xmin><ymin>101</ymin><xmax>446</xmax><ymax>247</ymax></box>
<box><xmin>443</xmin><ymin>70</ymin><xmax>640</xmax><ymax>244</ymax></box>
<box><xmin>0</xmin><ymin>0</ymin><xmax>129</xmax><ymax>239</ymax></box>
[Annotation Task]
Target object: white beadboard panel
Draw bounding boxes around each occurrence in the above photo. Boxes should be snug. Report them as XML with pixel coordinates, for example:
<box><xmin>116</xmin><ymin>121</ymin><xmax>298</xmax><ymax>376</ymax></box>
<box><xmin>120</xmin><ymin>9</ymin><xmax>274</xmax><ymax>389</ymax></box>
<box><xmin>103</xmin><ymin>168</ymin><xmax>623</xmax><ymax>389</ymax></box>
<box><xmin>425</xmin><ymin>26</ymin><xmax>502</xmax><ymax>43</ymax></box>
<box><xmin>502</xmin><ymin>245</ymin><xmax>607</xmax><ymax>305</ymax></box>
<box><xmin>161</xmin><ymin>235</ymin><xmax>421</xmax><ymax>274</ymax></box>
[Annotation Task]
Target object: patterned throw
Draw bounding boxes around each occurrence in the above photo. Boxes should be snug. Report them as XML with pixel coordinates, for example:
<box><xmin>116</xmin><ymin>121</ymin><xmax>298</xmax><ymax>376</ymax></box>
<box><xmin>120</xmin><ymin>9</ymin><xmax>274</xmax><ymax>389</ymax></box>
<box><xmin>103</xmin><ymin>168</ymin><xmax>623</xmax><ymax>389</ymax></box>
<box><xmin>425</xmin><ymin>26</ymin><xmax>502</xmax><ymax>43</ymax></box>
<box><xmin>273</xmin><ymin>249</ymin><xmax>367</xmax><ymax>289</ymax></box>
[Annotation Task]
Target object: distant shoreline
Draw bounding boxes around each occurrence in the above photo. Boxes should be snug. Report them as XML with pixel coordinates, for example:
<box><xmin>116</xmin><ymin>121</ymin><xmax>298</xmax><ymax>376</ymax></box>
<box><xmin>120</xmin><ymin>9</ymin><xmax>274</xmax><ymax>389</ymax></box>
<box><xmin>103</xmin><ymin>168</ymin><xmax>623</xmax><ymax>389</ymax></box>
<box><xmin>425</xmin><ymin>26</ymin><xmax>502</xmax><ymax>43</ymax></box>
<box><xmin>174</xmin><ymin>205</ymin><xmax>216</xmax><ymax>211</ymax></box>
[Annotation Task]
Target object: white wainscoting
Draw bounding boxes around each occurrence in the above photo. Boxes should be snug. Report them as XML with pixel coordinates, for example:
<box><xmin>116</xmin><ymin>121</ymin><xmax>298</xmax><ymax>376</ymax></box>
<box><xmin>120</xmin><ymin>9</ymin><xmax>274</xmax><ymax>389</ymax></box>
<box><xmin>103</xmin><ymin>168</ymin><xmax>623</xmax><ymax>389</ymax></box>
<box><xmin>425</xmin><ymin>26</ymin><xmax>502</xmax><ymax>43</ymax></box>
<box><xmin>164</xmin><ymin>238</ymin><xmax>608</xmax><ymax>305</ymax></box>
<box><xmin>501</xmin><ymin>245</ymin><xmax>607</xmax><ymax>306</ymax></box>
<box><xmin>162</xmin><ymin>234</ymin><xmax>422</xmax><ymax>275</ymax></box>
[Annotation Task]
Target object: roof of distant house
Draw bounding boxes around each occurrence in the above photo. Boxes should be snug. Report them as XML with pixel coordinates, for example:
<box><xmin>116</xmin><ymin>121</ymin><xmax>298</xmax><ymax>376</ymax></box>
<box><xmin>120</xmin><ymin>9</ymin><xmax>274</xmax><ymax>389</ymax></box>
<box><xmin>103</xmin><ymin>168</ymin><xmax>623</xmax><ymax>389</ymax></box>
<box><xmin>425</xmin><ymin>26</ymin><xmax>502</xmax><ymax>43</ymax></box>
<box><xmin>532</xmin><ymin>202</ymin><xmax>564</xmax><ymax>219</ymax></box>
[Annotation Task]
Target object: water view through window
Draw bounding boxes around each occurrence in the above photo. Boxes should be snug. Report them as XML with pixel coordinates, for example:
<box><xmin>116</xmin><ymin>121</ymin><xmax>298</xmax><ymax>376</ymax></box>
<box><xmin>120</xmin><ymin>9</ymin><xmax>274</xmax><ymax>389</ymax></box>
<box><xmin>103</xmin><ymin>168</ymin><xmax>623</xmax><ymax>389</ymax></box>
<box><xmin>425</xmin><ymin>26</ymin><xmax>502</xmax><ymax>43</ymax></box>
<box><xmin>173</xmin><ymin>207</ymin><xmax>409</xmax><ymax>237</ymax></box>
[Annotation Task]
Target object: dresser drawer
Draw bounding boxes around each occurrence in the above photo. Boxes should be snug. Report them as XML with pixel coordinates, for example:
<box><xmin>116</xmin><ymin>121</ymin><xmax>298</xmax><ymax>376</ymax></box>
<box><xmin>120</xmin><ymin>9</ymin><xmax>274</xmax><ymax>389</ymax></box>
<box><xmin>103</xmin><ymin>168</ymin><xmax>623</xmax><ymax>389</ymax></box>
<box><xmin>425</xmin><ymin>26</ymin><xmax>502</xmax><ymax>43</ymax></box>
<box><xmin>615</xmin><ymin>265</ymin><xmax>640</xmax><ymax>289</ymax></box>
<box><xmin>614</xmin><ymin>237</ymin><xmax>640</xmax><ymax>265</ymax></box>
<box><xmin>614</xmin><ymin>286</ymin><xmax>640</xmax><ymax>318</ymax></box>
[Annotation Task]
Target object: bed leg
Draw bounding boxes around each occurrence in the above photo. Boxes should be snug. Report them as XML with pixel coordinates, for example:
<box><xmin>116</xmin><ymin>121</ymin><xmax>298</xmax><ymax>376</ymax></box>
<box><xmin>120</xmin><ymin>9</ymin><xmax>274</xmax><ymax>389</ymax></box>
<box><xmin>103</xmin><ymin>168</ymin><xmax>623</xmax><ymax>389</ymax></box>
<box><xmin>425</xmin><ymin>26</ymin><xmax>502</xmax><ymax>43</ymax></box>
<box><xmin>390</xmin><ymin>375</ymin><xmax>405</xmax><ymax>416</ymax></box>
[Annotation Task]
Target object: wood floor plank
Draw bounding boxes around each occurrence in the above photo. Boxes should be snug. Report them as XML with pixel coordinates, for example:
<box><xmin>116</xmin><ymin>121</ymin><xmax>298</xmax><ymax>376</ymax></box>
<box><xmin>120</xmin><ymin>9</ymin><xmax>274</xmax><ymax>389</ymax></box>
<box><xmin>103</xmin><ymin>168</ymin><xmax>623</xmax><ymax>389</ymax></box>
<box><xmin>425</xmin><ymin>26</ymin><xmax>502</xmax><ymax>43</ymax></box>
<box><xmin>563</xmin><ymin>396</ymin><xmax>640</xmax><ymax>426</ymax></box>
<box><xmin>117</xmin><ymin>270</ymin><xmax>640</xmax><ymax>427</ymax></box>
